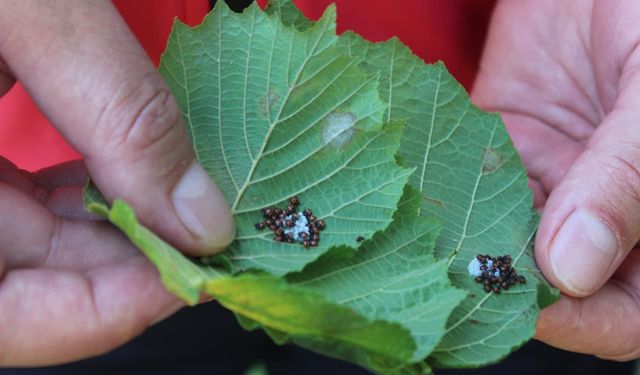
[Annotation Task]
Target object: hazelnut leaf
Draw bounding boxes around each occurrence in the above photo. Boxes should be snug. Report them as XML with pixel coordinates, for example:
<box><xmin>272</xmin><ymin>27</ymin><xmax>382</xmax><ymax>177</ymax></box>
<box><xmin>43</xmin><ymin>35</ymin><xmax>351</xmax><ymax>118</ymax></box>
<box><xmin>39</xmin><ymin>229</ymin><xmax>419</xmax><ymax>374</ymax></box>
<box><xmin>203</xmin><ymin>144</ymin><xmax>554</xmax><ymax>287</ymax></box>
<box><xmin>336</xmin><ymin>30</ymin><xmax>559</xmax><ymax>367</ymax></box>
<box><xmin>159</xmin><ymin>2</ymin><xmax>411</xmax><ymax>275</ymax></box>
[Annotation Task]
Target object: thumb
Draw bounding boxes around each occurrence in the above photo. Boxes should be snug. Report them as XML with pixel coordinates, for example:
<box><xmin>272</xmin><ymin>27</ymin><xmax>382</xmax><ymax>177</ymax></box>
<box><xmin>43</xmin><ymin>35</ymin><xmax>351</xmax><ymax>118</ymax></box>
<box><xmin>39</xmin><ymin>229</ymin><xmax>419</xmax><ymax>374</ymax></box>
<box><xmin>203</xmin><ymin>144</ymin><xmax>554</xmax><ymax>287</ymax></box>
<box><xmin>536</xmin><ymin>74</ymin><xmax>640</xmax><ymax>297</ymax></box>
<box><xmin>0</xmin><ymin>1</ymin><xmax>234</xmax><ymax>255</ymax></box>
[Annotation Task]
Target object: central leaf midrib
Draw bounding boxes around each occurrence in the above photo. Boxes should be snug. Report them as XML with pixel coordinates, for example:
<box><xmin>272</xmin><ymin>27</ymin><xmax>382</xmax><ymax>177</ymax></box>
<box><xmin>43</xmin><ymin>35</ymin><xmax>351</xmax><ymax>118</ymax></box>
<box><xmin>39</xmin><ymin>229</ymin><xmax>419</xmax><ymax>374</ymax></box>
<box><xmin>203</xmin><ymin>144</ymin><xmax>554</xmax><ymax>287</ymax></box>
<box><xmin>174</xmin><ymin>27</ymin><xmax>200</xmax><ymax>161</ymax></box>
<box><xmin>216</xmin><ymin>9</ymin><xmax>240</xmax><ymax>193</ymax></box>
<box><xmin>242</xmin><ymin>13</ymin><xmax>258</xmax><ymax>162</ymax></box>
<box><xmin>230</xmin><ymin>17</ymin><xmax>331</xmax><ymax>213</ymax></box>
<box><xmin>418</xmin><ymin>66</ymin><xmax>442</xmax><ymax>216</ymax></box>
<box><xmin>446</xmin><ymin>120</ymin><xmax>498</xmax><ymax>267</ymax></box>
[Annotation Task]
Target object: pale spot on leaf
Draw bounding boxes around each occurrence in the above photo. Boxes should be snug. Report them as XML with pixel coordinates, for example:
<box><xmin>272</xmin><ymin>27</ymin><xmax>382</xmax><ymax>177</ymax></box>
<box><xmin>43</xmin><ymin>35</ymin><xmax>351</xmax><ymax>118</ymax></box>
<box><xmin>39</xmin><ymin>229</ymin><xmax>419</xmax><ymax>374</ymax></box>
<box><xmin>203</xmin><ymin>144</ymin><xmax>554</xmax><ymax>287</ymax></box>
<box><xmin>321</xmin><ymin>112</ymin><xmax>357</xmax><ymax>148</ymax></box>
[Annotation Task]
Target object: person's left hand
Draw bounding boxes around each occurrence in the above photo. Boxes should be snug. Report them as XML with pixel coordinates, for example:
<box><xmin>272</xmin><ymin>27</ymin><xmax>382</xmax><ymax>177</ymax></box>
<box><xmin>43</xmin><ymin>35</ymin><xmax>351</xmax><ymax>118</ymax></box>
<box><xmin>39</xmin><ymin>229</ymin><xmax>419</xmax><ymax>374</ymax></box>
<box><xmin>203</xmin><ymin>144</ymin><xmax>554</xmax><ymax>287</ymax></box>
<box><xmin>473</xmin><ymin>0</ymin><xmax>640</xmax><ymax>360</ymax></box>
<box><xmin>0</xmin><ymin>0</ymin><xmax>235</xmax><ymax>365</ymax></box>
<box><xmin>0</xmin><ymin>158</ymin><xmax>184</xmax><ymax>364</ymax></box>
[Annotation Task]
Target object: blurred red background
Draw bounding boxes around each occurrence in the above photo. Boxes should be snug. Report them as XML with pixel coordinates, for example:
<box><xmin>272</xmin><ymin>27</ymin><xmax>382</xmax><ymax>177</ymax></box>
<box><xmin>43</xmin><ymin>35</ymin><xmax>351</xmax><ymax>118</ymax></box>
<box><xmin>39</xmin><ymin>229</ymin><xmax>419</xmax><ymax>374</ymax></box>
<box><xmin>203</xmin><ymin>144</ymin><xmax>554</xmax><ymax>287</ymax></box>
<box><xmin>0</xmin><ymin>0</ymin><xmax>495</xmax><ymax>171</ymax></box>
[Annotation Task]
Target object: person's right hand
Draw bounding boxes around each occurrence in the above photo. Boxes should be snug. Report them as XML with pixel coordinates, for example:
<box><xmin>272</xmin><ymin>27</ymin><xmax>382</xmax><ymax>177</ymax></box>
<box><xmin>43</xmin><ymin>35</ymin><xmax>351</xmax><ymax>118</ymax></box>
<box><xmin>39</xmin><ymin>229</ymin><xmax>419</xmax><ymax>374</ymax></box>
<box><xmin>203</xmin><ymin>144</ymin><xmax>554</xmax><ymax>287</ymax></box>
<box><xmin>473</xmin><ymin>0</ymin><xmax>640</xmax><ymax>360</ymax></box>
<box><xmin>0</xmin><ymin>0</ymin><xmax>234</xmax><ymax>365</ymax></box>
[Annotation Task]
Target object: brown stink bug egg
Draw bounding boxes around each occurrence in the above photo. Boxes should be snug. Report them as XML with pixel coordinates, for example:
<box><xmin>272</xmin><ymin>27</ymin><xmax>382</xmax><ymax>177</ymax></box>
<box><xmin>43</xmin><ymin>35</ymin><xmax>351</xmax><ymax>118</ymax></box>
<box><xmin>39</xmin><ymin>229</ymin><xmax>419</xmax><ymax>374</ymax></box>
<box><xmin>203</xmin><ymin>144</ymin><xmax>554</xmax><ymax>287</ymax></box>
<box><xmin>255</xmin><ymin>197</ymin><xmax>326</xmax><ymax>249</ymax></box>
<box><xmin>469</xmin><ymin>253</ymin><xmax>526</xmax><ymax>294</ymax></box>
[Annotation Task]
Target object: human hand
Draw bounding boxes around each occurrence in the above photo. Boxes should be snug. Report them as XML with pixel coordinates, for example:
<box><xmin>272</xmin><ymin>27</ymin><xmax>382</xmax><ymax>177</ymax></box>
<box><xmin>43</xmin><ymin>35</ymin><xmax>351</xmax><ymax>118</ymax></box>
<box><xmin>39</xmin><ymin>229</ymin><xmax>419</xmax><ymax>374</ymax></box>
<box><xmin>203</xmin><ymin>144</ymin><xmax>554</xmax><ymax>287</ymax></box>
<box><xmin>0</xmin><ymin>0</ymin><xmax>234</xmax><ymax>365</ymax></box>
<box><xmin>473</xmin><ymin>0</ymin><xmax>640</xmax><ymax>360</ymax></box>
<box><xmin>0</xmin><ymin>159</ymin><xmax>187</xmax><ymax>365</ymax></box>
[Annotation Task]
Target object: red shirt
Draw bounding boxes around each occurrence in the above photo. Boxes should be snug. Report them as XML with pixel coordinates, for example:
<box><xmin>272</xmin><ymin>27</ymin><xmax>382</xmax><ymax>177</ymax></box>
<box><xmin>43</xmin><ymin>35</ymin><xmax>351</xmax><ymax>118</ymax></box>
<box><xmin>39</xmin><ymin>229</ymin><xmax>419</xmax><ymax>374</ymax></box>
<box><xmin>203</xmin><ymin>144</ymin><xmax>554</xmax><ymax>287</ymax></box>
<box><xmin>0</xmin><ymin>0</ymin><xmax>494</xmax><ymax>171</ymax></box>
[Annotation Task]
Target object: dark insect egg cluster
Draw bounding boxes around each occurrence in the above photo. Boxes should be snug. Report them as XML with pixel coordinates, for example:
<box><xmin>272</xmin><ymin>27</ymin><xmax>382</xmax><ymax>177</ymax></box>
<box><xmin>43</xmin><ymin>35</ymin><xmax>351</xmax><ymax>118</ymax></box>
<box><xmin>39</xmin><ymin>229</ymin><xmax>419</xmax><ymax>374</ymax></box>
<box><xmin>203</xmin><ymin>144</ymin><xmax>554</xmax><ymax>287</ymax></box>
<box><xmin>254</xmin><ymin>196</ymin><xmax>326</xmax><ymax>249</ymax></box>
<box><xmin>467</xmin><ymin>254</ymin><xmax>526</xmax><ymax>294</ymax></box>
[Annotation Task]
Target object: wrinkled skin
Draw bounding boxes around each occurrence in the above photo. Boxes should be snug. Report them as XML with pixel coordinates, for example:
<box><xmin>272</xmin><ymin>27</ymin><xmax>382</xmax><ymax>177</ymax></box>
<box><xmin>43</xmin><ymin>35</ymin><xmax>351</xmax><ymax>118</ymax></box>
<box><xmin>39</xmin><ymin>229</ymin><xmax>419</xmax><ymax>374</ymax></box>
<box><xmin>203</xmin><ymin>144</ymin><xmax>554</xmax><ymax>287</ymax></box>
<box><xmin>473</xmin><ymin>0</ymin><xmax>640</xmax><ymax>360</ymax></box>
<box><xmin>0</xmin><ymin>159</ymin><xmax>185</xmax><ymax>365</ymax></box>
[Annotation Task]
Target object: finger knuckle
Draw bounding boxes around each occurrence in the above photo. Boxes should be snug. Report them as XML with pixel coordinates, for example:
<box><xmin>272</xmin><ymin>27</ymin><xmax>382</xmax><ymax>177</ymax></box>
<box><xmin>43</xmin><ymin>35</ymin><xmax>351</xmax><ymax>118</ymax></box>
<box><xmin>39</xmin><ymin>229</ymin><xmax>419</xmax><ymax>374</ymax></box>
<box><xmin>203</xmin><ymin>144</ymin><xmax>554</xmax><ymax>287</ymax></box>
<box><xmin>593</xmin><ymin>143</ymin><xmax>640</xmax><ymax>208</ymax></box>
<box><xmin>96</xmin><ymin>76</ymin><xmax>186</xmax><ymax>158</ymax></box>
<box><xmin>582</xmin><ymin>143</ymin><xmax>640</xmax><ymax>245</ymax></box>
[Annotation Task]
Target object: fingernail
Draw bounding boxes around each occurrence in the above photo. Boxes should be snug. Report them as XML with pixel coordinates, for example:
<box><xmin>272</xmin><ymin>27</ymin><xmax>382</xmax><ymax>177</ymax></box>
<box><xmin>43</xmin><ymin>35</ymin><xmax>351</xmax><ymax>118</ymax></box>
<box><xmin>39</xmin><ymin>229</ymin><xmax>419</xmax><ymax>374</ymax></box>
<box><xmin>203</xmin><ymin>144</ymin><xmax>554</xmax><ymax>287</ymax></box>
<box><xmin>171</xmin><ymin>162</ymin><xmax>235</xmax><ymax>251</ymax></box>
<box><xmin>550</xmin><ymin>210</ymin><xmax>618</xmax><ymax>295</ymax></box>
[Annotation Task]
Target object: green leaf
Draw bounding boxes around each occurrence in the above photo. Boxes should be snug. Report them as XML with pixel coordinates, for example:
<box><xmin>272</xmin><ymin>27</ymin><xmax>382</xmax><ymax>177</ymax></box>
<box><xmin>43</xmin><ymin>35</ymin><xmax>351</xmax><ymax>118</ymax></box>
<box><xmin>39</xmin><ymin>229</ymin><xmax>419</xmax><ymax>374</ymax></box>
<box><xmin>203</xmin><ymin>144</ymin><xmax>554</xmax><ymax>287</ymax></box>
<box><xmin>287</xmin><ymin>187</ymin><xmax>466</xmax><ymax>365</ymax></box>
<box><xmin>159</xmin><ymin>2</ymin><xmax>411</xmax><ymax>275</ymax></box>
<box><xmin>85</xmin><ymin>175</ymin><xmax>462</xmax><ymax>374</ymax></box>
<box><xmin>85</xmin><ymin>188</ymin><xmax>224</xmax><ymax>305</ymax></box>
<box><xmin>87</xmin><ymin>193</ymin><xmax>418</xmax><ymax>373</ymax></box>
<box><xmin>202</xmin><ymin>187</ymin><xmax>464</xmax><ymax>373</ymax></box>
<box><xmin>336</xmin><ymin>32</ymin><xmax>558</xmax><ymax>367</ymax></box>
<box><xmin>207</xmin><ymin>274</ymin><xmax>417</xmax><ymax>373</ymax></box>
